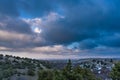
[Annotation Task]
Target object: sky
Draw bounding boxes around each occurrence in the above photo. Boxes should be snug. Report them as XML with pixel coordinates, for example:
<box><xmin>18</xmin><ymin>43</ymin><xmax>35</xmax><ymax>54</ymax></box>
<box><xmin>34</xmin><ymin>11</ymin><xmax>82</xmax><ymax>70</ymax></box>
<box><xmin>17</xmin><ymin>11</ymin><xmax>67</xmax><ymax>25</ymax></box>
<box><xmin>0</xmin><ymin>0</ymin><xmax>120</xmax><ymax>59</ymax></box>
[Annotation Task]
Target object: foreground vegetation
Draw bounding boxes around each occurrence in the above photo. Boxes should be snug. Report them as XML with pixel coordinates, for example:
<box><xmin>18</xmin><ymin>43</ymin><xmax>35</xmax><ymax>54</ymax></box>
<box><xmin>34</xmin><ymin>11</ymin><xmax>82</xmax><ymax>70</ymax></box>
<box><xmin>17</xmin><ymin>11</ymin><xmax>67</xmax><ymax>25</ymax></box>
<box><xmin>0</xmin><ymin>54</ymin><xmax>120</xmax><ymax>80</ymax></box>
<box><xmin>110</xmin><ymin>62</ymin><xmax>120</xmax><ymax>80</ymax></box>
<box><xmin>38</xmin><ymin>60</ymin><xmax>100</xmax><ymax>80</ymax></box>
<box><xmin>0</xmin><ymin>54</ymin><xmax>50</xmax><ymax>80</ymax></box>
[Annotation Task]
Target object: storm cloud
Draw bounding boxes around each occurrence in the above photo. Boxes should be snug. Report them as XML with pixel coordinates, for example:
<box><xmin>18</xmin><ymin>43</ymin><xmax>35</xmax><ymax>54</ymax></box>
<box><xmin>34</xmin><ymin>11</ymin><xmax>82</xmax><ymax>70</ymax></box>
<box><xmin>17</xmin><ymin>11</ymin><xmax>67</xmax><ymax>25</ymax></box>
<box><xmin>0</xmin><ymin>0</ymin><xmax>120</xmax><ymax>57</ymax></box>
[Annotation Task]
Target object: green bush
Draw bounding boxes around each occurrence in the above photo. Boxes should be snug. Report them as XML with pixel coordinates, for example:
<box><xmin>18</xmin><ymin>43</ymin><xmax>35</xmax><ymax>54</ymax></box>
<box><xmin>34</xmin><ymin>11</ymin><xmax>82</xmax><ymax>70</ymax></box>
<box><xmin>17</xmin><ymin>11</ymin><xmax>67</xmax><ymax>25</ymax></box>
<box><xmin>27</xmin><ymin>69</ymin><xmax>35</xmax><ymax>76</ymax></box>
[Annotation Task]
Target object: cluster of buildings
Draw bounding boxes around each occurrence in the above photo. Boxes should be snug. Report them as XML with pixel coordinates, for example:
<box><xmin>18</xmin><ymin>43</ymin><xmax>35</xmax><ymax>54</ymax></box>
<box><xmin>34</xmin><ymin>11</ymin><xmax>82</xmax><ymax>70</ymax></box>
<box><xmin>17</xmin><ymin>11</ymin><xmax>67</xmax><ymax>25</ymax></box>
<box><xmin>74</xmin><ymin>59</ymin><xmax>115</xmax><ymax>80</ymax></box>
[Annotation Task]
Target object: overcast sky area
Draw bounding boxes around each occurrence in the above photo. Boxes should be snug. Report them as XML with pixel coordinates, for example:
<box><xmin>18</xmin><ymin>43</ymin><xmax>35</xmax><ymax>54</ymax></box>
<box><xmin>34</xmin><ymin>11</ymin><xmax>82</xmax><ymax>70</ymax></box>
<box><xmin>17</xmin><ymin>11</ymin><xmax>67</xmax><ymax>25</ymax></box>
<box><xmin>0</xmin><ymin>0</ymin><xmax>120</xmax><ymax>59</ymax></box>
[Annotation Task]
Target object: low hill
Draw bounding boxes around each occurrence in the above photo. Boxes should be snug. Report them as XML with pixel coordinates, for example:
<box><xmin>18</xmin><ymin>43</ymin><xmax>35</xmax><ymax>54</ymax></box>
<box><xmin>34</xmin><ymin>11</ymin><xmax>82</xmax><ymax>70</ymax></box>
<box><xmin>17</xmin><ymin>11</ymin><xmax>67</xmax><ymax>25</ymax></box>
<box><xmin>0</xmin><ymin>54</ymin><xmax>50</xmax><ymax>80</ymax></box>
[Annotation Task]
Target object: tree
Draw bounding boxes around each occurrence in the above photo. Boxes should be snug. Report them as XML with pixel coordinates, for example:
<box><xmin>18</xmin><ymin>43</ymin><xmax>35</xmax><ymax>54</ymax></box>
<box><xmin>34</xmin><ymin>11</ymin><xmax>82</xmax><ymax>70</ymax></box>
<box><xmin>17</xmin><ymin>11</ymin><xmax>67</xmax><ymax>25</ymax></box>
<box><xmin>0</xmin><ymin>54</ymin><xmax>3</xmax><ymax>59</ymax></box>
<box><xmin>38</xmin><ymin>70</ymin><xmax>54</xmax><ymax>80</ymax></box>
<box><xmin>110</xmin><ymin>59</ymin><xmax>113</xmax><ymax>63</ymax></box>
<box><xmin>27</xmin><ymin>69</ymin><xmax>35</xmax><ymax>76</ymax></box>
<box><xmin>62</xmin><ymin>59</ymin><xmax>74</xmax><ymax>80</ymax></box>
<box><xmin>110</xmin><ymin>62</ymin><xmax>120</xmax><ymax>80</ymax></box>
<box><xmin>64</xmin><ymin>59</ymin><xmax>72</xmax><ymax>72</ymax></box>
<box><xmin>73</xmin><ymin>66</ymin><xmax>99</xmax><ymax>80</ymax></box>
<box><xmin>53</xmin><ymin>70</ymin><xmax>66</xmax><ymax>80</ymax></box>
<box><xmin>38</xmin><ymin>59</ymin><xmax>99</xmax><ymax>80</ymax></box>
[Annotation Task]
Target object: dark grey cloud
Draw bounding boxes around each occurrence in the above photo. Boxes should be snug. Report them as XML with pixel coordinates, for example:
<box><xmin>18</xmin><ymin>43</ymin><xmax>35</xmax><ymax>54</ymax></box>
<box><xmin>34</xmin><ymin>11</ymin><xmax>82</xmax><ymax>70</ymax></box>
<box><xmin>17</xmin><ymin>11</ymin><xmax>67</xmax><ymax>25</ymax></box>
<box><xmin>98</xmin><ymin>33</ymin><xmax>120</xmax><ymax>47</ymax></box>
<box><xmin>41</xmin><ymin>19</ymin><xmax>99</xmax><ymax>45</ymax></box>
<box><xmin>40</xmin><ymin>0</ymin><xmax>120</xmax><ymax>48</ymax></box>
<box><xmin>79</xmin><ymin>39</ymin><xmax>98</xmax><ymax>49</ymax></box>
<box><xmin>0</xmin><ymin>16</ymin><xmax>32</xmax><ymax>34</ymax></box>
<box><xmin>0</xmin><ymin>0</ymin><xmax>120</xmax><ymax>51</ymax></box>
<box><xmin>18</xmin><ymin>0</ymin><xmax>56</xmax><ymax>17</ymax></box>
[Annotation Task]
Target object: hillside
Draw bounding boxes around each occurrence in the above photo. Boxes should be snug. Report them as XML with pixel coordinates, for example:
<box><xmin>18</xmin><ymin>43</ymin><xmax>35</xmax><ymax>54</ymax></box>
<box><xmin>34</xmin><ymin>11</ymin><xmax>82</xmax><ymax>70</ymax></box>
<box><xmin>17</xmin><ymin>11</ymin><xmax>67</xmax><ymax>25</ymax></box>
<box><xmin>0</xmin><ymin>54</ymin><xmax>100</xmax><ymax>80</ymax></box>
<box><xmin>0</xmin><ymin>54</ymin><xmax>120</xmax><ymax>80</ymax></box>
<box><xmin>0</xmin><ymin>54</ymin><xmax>50</xmax><ymax>80</ymax></box>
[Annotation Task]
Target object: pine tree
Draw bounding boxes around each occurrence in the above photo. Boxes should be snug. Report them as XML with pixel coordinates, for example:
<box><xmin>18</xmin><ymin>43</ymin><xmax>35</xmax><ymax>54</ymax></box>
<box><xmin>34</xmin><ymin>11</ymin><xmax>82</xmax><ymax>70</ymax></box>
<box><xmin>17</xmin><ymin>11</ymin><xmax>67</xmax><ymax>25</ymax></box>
<box><xmin>65</xmin><ymin>59</ymin><xmax>72</xmax><ymax>72</ymax></box>
<box><xmin>110</xmin><ymin>62</ymin><xmax>120</xmax><ymax>80</ymax></box>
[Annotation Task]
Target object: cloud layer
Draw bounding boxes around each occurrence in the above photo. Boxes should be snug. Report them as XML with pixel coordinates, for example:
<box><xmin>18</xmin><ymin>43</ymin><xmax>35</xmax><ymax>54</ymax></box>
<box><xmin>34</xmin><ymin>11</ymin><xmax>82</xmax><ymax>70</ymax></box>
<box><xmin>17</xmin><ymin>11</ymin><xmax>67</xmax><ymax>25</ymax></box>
<box><xmin>0</xmin><ymin>0</ymin><xmax>120</xmax><ymax>58</ymax></box>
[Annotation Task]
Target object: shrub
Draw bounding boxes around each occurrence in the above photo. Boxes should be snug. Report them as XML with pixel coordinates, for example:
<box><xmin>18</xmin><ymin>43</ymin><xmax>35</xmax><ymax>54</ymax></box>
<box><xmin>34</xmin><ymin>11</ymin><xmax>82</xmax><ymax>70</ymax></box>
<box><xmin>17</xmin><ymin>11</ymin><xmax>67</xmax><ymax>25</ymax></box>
<box><xmin>27</xmin><ymin>69</ymin><xmax>35</xmax><ymax>76</ymax></box>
